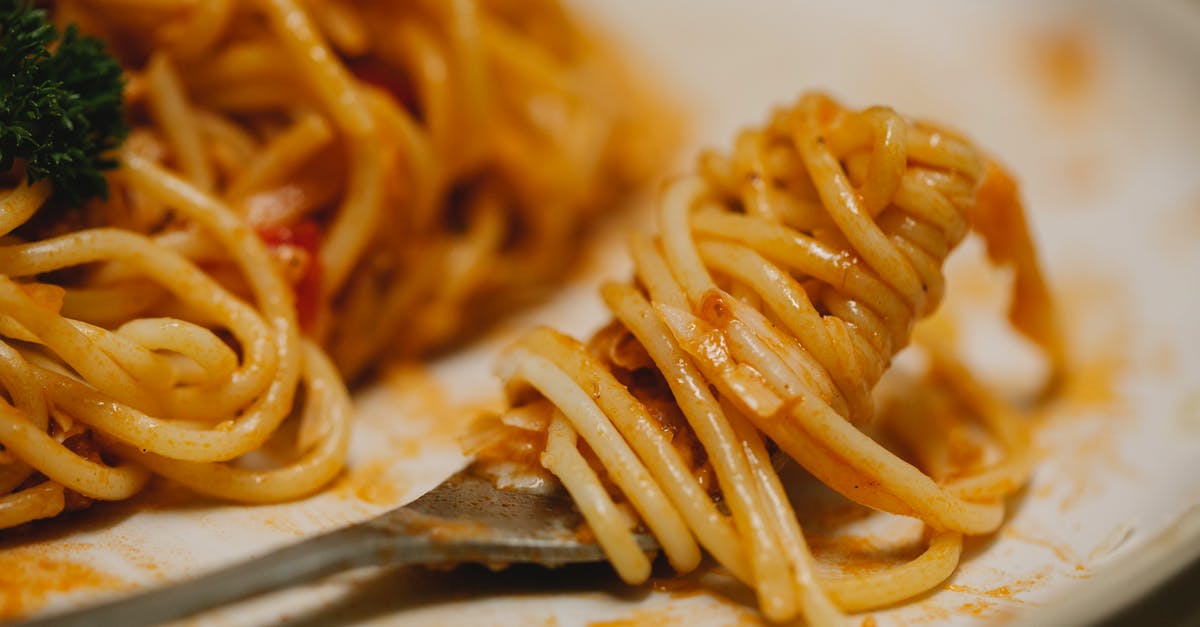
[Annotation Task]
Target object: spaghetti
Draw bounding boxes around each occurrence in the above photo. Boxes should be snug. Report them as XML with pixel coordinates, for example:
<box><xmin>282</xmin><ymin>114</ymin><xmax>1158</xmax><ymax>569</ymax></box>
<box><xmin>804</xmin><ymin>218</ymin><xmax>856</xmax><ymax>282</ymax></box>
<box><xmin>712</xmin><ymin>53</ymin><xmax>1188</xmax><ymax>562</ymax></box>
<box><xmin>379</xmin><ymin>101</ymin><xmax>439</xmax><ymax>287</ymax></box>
<box><xmin>0</xmin><ymin>0</ymin><xmax>670</xmax><ymax>530</ymax></box>
<box><xmin>53</xmin><ymin>0</ymin><xmax>674</xmax><ymax>379</ymax></box>
<box><xmin>473</xmin><ymin>93</ymin><xmax>1064</xmax><ymax>623</ymax></box>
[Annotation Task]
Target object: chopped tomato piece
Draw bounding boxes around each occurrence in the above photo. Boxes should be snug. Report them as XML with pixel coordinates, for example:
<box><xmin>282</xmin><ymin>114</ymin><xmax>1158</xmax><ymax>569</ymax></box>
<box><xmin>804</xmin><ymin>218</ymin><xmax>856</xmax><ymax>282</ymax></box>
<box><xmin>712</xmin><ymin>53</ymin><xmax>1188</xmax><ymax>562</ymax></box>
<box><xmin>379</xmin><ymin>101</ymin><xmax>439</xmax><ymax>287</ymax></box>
<box><xmin>258</xmin><ymin>221</ymin><xmax>322</xmax><ymax>330</ymax></box>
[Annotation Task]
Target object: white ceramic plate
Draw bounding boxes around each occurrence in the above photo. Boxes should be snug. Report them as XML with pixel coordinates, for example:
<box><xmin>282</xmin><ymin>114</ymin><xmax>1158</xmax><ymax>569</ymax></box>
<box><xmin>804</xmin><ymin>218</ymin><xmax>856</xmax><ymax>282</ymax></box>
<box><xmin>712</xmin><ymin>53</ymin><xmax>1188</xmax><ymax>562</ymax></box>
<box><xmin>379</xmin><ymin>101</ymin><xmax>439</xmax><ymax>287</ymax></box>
<box><xmin>4</xmin><ymin>1</ymin><xmax>1200</xmax><ymax>625</ymax></box>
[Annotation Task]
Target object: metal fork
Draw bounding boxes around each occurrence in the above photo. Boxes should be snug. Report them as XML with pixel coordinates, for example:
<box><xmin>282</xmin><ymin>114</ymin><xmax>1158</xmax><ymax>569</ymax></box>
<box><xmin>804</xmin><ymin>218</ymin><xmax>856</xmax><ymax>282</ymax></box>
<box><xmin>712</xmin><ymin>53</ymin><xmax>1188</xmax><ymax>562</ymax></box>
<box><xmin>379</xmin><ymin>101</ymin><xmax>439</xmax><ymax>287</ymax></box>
<box><xmin>13</xmin><ymin>469</ymin><xmax>657</xmax><ymax>627</ymax></box>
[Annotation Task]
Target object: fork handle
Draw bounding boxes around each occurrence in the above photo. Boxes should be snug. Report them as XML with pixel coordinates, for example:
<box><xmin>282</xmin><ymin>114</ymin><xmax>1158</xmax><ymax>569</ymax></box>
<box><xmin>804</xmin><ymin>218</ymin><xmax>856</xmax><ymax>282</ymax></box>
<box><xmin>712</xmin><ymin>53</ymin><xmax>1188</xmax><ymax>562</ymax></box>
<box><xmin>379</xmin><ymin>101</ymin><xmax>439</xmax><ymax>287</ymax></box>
<box><xmin>13</xmin><ymin>522</ymin><xmax>432</xmax><ymax>627</ymax></box>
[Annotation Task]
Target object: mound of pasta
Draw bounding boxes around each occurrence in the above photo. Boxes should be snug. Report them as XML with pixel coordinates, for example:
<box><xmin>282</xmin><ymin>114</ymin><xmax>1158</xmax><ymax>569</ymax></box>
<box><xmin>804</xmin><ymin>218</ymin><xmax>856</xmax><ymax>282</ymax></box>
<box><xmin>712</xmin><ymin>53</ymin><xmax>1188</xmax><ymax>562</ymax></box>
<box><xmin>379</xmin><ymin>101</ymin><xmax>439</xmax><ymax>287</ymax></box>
<box><xmin>57</xmin><ymin>0</ymin><xmax>674</xmax><ymax>378</ymax></box>
<box><xmin>470</xmin><ymin>93</ymin><xmax>1064</xmax><ymax>624</ymax></box>
<box><xmin>0</xmin><ymin>0</ymin><xmax>671</xmax><ymax>531</ymax></box>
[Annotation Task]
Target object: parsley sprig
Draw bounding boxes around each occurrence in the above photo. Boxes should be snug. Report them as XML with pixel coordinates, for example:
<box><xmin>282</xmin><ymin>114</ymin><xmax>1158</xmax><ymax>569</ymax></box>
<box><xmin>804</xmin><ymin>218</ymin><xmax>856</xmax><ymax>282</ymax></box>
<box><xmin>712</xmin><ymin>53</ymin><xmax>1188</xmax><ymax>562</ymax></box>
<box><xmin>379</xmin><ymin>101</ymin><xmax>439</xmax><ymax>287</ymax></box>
<box><xmin>1</xmin><ymin>0</ymin><xmax>128</xmax><ymax>205</ymax></box>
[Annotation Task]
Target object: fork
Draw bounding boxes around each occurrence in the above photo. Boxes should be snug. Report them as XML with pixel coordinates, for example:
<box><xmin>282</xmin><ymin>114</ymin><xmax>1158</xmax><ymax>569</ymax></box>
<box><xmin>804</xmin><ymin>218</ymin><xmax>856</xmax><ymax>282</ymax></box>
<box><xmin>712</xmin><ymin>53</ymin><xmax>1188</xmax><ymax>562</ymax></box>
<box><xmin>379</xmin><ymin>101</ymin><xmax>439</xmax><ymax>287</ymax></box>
<box><xmin>13</xmin><ymin>469</ymin><xmax>657</xmax><ymax>627</ymax></box>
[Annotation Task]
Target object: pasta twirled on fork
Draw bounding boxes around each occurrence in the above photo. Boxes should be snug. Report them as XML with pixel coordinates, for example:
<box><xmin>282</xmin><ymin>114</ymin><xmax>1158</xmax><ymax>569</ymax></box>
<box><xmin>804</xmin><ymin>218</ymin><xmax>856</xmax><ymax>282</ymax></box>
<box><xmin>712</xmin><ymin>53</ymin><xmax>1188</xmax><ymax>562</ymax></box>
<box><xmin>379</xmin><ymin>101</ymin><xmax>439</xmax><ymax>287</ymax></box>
<box><xmin>472</xmin><ymin>93</ymin><xmax>1064</xmax><ymax>624</ymax></box>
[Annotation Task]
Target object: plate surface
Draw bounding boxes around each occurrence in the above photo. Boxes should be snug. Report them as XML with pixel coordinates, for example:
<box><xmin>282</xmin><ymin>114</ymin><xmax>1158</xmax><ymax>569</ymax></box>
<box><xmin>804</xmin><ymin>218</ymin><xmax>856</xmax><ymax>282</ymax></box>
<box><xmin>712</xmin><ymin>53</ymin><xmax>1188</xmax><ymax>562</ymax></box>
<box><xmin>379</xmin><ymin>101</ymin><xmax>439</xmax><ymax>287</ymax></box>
<box><xmin>4</xmin><ymin>1</ymin><xmax>1200</xmax><ymax>625</ymax></box>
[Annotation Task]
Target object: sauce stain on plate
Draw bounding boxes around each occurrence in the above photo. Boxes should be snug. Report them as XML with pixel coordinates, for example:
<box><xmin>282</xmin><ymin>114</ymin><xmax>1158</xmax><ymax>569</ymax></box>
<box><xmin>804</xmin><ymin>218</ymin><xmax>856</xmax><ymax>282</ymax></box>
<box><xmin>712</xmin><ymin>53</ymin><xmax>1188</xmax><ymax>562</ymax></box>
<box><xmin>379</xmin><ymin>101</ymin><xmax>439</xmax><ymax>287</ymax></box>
<box><xmin>1046</xmin><ymin>272</ymin><xmax>1131</xmax><ymax>414</ymax></box>
<box><xmin>334</xmin><ymin>460</ymin><xmax>410</xmax><ymax>507</ymax></box>
<box><xmin>0</xmin><ymin>544</ymin><xmax>127</xmax><ymax>620</ymax></box>
<box><xmin>1003</xmin><ymin>526</ymin><xmax>1082</xmax><ymax>569</ymax></box>
<box><xmin>588</xmin><ymin>601</ymin><xmax>761</xmax><ymax>627</ymax></box>
<box><xmin>946</xmin><ymin>571</ymin><xmax>1049</xmax><ymax>604</ymax></box>
<box><xmin>1026</xmin><ymin>20</ymin><xmax>1098</xmax><ymax>108</ymax></box>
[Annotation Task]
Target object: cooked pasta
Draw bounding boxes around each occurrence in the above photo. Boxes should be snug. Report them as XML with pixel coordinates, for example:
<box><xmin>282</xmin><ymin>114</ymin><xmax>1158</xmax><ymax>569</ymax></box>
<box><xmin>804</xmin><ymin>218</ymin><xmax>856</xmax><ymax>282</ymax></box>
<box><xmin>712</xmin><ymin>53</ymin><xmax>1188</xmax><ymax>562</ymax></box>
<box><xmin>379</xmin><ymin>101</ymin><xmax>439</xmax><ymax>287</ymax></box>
<box><xmin>0</xmin><ymin>165</ymin><xmax>353</xmax><ymax>530</ymax></box>
<box><xmin>0</xmin><ymin>0</ymin><xmax>670</xmax><ymax>530</ymax></box>
<box><xmin>52</xmin><ymin>0</ymin><xmax>674</xmax><ymax>379</ymax></box>
<box><xmin>472</xmin><ymin>93</ymin><xmax>1064</xmax><ymax>624</ymax></box>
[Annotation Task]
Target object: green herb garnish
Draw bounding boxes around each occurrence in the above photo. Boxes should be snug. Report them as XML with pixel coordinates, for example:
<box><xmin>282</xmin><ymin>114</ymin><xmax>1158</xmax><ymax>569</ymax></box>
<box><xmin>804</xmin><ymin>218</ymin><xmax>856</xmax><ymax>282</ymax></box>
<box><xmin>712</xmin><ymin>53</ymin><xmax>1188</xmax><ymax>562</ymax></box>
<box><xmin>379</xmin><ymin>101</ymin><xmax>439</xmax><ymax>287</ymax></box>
<box><xmin>1</xmin><ymin>0</ymin><xmax>127</xmax><ymax>205</ymax></box>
